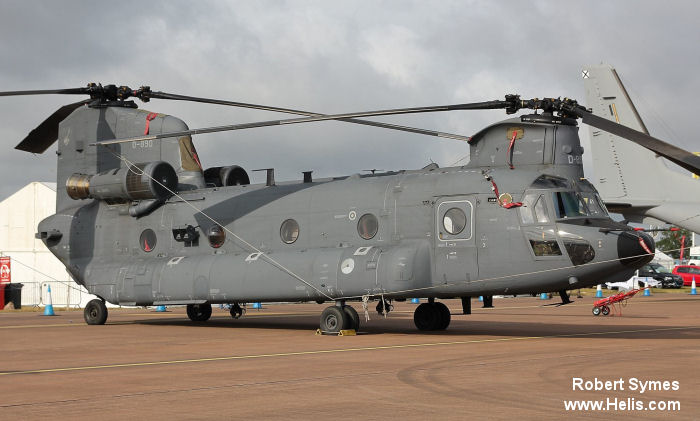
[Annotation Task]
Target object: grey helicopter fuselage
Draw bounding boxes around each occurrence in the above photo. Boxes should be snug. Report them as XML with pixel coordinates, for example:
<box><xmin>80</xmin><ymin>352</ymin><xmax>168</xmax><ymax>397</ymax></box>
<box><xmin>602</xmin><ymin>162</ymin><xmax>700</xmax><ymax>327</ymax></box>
<box><xmin>37</xmin><ymin>105</ymin><xmax>653</xmax><ymax>307</ymax></box>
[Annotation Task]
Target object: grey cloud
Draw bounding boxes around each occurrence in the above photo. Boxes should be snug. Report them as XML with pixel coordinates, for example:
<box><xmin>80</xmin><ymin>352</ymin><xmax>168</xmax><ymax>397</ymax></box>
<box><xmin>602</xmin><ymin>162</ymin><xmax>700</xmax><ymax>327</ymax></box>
<box><xmin>1</xmin><ymin>0</ymin><xmax>699</xmax><ymax>200</ymax></box>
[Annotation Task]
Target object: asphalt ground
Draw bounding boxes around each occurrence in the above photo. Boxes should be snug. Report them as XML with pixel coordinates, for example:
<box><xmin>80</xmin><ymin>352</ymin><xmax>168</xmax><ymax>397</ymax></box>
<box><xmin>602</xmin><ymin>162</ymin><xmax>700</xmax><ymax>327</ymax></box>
<box><xmin>1</xmin><ymin>294</ymin><xmax>698</xmax><ymax>420</ymax></box>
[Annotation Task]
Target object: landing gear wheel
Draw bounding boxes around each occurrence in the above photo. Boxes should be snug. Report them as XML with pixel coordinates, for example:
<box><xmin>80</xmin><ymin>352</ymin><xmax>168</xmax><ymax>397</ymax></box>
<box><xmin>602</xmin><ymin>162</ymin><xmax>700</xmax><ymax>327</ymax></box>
<box><xmin>343</xmin><ymin>305</ymin><xmax>360</xmax><ymax>331</ymax></box>
<box><xmin>414</xmin><ymin>303</ymin><xmax>441</xmax><ymax>331</ymax></box>
<box><xmin>230</xmin><ymin>303</ymin><xmax>244</xmax><ymax>319</ymax></box>
<box><xmin>187</xmin><ymin>303</ymin><xmax>212</xmax><ymax>322</ymax></box>
<box><xmin>84</xmin><ymin>299</ymin><xmax>108</xmax><ymax>325</ymax></box>
<box><xmin>434</xmin><ymin>302</ymin><xmax>451</xmax><ymax>330</ymax></box>
<box><xmin>601</xmin><ymin>305</ymin><xmax>610</xmax><ymax>316</ymax></box>
<box><xmin>592</xmin><ymin>306</ymin><xmax>601</xmax><ymax>316</ymax></box>
<box><xmin>320</xmin><ymin>306</ymin><xmax>348</xmax><ymax>333</ymax></box>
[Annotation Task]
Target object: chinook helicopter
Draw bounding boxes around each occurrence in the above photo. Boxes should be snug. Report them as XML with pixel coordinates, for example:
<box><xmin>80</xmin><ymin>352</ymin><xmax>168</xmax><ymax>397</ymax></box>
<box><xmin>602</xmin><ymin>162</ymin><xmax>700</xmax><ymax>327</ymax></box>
<box><xmin>3</xmin><ymin>82</ymin><xmax>697</xmax><ymax>333</ymax></box>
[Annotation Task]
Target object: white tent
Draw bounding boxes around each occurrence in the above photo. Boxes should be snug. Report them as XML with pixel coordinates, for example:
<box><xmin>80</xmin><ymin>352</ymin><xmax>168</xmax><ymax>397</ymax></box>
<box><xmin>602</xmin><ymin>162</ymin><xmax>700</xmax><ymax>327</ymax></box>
<box><xmin>653</xmin><ymin>250</ymin><xmax>675</xmax><ymax>271</ymax></box>
<box><xmin>0</xmin><ymin>182</ymin><xmax>96</xmax><ymax>308</ymax></box>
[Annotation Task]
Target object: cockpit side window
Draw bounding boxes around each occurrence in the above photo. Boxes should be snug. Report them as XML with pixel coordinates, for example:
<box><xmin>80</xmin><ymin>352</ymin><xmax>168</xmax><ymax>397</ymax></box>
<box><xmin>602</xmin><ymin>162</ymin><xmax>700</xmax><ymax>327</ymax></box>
<box><xmin>534</xmin><ymin>195</ymin><xmax>550</xmax><ymax>224</ymax></box>
<box><xmin>519</xmin><ymin>194</ymin><xmax>537</xmax><ymax>225</ymax></box>
<box><xmin>519</xmin><ymin>193</ymin><xmax>551</xmax><ymax>225</ymax></box>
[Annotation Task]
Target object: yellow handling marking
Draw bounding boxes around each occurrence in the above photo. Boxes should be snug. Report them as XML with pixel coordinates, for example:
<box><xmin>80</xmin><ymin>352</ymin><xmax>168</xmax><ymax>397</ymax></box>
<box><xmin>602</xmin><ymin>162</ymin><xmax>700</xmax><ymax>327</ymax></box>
<box><xmin>612</xmin><ymin>103</ymin><xmax>620</xmax><ymax>123</ymax></box>
<box><xmin>0</xmin><ymin>326</ymin><xmax>696</xmax><ymax>376</ymax></box>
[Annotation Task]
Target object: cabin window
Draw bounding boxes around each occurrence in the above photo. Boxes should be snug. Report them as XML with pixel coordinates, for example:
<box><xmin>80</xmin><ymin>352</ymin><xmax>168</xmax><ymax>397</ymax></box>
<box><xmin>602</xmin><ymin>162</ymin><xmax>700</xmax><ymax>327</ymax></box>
<box><xmin>443</xmin><ymin>208</ymin><xmax>467</xmax><ymax>235</ymax></box>
<box><xmin>280</xmin><ymin>219</ymin><xmax>300</xmax><ymax>244</ymax></box>
<box><xmin>139</xmin><ymin>229</ymin><xmax>157</xmax><ymax>252</ymax></box>
<box><xmin>357</xmin><ymin>213</ymin><xmax>378</xmax><ymax>240</ymax></box>
<box><xmin>207</xmin><ymin>224</ymin><xmax>226</xmax><ymax>248</ymax></box>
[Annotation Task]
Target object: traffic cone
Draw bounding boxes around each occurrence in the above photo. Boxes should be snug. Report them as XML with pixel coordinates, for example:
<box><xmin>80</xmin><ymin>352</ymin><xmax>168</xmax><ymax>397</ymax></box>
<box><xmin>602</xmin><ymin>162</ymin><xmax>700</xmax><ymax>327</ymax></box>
<box><xmin>691</xmin><ymin>278</ymin><xmax>697</xmax><ymax>295</ymax></box>
<box><xmin>411</xmin><ymin>298</ymin><xmax>420</xmax><ymax>304</ymax></box>
<box><xmin>252</xmin><ymin>302</ymin><xmax>262</xmax><ymax>309</ymax></box>
<box><xmin>540</xmin><ymin>292</ymin><xmax>549</xmax><ymax>300</ymax></box>
<box><xmin>643</xmin><ymin>282</ymin><xmax>651</xmax><ymax>296</ymax></box>
<box><xmin>595</xmin><ymin>284</ymin><xmax>604</xmax><ymax>298</ymax></box>
<box><xmin>155</xmin><ymin>305</ymin><xmax>166</xmax><ymax>312</ymax></box>
<box><xmin>43</xmin><ymin>285</ymin><xmax>55</xmax><ymax>316</ymax></box>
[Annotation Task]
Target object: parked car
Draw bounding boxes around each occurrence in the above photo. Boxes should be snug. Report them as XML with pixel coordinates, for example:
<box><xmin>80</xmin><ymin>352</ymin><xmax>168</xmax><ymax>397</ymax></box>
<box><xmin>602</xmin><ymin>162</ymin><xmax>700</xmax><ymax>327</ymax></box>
<box><xmin>638</xmin><ymin>263</ymin><xmax>683</xmax><ymax>288</ymax></box>
<box><xmin>605</xmin><ymin>277</ymin><xmax>660</xmax><ymax>290</ymax></box>
<box><xmin>672</xmin><ymin>265</ymin><xmax>700</xmax><ymax>286</ymax></box>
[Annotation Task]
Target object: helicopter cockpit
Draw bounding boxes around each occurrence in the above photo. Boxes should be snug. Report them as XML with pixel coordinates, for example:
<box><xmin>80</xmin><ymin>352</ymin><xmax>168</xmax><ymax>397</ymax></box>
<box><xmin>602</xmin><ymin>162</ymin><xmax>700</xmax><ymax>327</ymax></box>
<box><xmin>521</xmin><ymin>175</ymin><xmax>609</xmax><ymax>223</ymax></box>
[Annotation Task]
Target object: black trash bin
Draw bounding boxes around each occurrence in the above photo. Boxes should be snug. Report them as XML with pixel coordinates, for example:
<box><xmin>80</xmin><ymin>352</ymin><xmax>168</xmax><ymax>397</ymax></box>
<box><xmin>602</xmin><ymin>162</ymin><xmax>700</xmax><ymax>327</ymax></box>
<box><xmin>3</xmin><ymin>283</ymin><xmax>23</xmax><ymax>309</ymax></box>
<box><xmin>2</xmin><ymin>284</ymin><xmax>9</xmax><ymax>307</ymax></box>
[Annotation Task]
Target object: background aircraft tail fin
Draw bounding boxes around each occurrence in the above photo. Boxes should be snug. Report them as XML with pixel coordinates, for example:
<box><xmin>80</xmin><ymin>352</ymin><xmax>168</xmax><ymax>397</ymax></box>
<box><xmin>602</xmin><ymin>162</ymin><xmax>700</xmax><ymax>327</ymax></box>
<box><xmin>582</xmin><ymin>64</ymin><xmax>691</xmax><ymax>204</ymax></box>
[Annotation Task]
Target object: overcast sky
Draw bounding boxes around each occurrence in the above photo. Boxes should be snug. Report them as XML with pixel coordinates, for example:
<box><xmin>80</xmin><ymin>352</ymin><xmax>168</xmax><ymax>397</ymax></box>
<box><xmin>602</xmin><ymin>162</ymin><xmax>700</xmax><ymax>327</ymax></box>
<box><xmin>1</xmin><ymin>0</ymin><xmax>699</xmax><ymax>201</ymax></box>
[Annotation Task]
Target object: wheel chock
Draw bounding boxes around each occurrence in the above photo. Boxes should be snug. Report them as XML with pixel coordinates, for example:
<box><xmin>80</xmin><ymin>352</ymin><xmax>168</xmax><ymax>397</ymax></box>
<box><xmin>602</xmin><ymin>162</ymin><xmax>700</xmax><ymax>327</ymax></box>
<box><xmin>315</xmin><ymin>329</ymin><xmax>357</xmax><ymax>336</ymax></box>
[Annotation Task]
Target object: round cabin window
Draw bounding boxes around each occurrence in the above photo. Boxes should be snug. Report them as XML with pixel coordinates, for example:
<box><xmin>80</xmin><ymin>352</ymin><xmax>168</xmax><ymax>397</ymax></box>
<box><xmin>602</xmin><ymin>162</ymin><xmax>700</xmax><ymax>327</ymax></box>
<box><xmin>280</xmin><ymin>219</ymin><xmax>300</xmax><ymax>244</ymax></box>
<box><xmin>357</xmin><ymin>213</ymin><xmax>378</xmax><ymax>240</ymax></box>
<box><xmin>207</xmin><ymin>225</ymin><xmax>226</xmax><ymax>248</ymax></box>
<box><xmin>140</xmin><ymin>229</ymin><xmax>157</xmax><ymax>252</ymax></box>
<box><xmin>443</xmin><ymin>208</ymin><xmax>467</xmax><ymax>235</ymax></box>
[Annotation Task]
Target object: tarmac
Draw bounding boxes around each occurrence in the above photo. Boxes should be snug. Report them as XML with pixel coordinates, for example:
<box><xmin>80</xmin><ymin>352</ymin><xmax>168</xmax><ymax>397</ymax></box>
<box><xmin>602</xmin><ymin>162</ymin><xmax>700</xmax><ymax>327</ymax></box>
<box><xmin>1</xmin><ymin>294</ymin><xmax>698</xmax><ymax>420</ymax></box>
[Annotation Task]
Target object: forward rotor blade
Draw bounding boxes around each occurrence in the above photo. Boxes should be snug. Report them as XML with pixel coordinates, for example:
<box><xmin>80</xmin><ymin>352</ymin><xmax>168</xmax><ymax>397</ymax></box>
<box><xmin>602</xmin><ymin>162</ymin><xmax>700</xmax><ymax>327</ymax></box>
<box><xmin>570</xmin><ymin>107</ymin><xmax>700</xmax><ymax>174</ymax></box>
<box><xmin>0</xmin><ymin>88</ymin><xmax>88</xmax><ymax>97</ymax></box>
<box><xmin>94</xmin><ymin>100</ymin><xmax>508</xmax><ymax>146</ymax></box>
<box><xmin>15</xmin><ymin>100</ymin><xmax>90</xmax><ymax>153</ymax></box>
<box><xmin>150</xmin><ymin>91</ymin><xmax>470</xmax><ymax>141</ymax></box>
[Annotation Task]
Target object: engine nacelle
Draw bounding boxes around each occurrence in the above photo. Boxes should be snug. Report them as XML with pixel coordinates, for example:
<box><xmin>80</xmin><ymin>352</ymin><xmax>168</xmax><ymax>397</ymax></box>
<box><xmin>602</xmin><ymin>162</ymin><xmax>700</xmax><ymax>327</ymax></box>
<box><xmin>203</xmin><ymin>165</ymin><xmax>250</xmax><ymax>187</ymax></box>
<box><xmin>66</xmin><ymin>161</ymin><xmax>178</xmax><ymax>202</ymax></box>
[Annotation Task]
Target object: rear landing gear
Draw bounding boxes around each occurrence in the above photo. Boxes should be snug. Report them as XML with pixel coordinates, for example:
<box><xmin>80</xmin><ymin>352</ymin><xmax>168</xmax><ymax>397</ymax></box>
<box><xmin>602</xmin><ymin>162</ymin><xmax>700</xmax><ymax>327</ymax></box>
<box><xmin>319</xmin><ymin>304</ymin><xmax>361</xmax><ymax>333</ymax></box>
<box><xmin>84</xmin><ymin>299</ymin><xmax>108</xmax><ymax>325</ymax></box>
<box><xmin>187</xmin><ymin>303</ymin><xmax>212</xmax><ymax>322</ymax></box>
<box><xmin>414</xmin><ymin>302</ymin><xmax>451</xmax><ymax>331</ymax></box>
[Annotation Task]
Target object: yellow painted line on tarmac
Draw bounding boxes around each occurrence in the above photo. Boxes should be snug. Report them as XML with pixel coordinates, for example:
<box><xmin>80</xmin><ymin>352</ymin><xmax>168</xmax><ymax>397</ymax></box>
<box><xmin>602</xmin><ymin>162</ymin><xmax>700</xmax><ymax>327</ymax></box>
<box><xmin>0</xmin><ymin>323</ymin><xmax>80</xmax><ymax>329</ymax></box>
<box><xmin>1</xmin><ymin>326</ymin><xmax>697</xmax><ymax>377</ymax></box>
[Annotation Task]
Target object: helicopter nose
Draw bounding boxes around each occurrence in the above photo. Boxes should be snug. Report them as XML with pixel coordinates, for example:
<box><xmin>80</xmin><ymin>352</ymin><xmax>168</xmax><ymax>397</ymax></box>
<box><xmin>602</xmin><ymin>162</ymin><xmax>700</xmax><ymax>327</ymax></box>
<box><xmin>617</xmin><ymin>231</ymin><xmax>655</xmax><ymax>266</ymax></box>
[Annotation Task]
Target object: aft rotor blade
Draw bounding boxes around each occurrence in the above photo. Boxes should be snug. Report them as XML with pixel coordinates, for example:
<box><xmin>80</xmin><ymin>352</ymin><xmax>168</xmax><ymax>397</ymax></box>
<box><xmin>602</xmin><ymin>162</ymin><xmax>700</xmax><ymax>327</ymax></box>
<box><xmin>0</xmin><ymin>87</ymin><xmax>88</xmax><ymax>97</ymax></box>
<box><xmin>15</xmin><ymin>100</ymin><xmax>90</xmax><ymax>153</ymax></box>
<box><xmin>94</xmin><ymin>99</ymin><xmax>509</xmax><ymax>146</ymax></box>
<box><xmin>570</xmin><ymin>107</ymin><xmax>700</xmax><ymax>174</ymax></box>
<box><xmin>150</xmin><ymin>91</ymin><xmax>470</xmax><ymax>141</ymax></box>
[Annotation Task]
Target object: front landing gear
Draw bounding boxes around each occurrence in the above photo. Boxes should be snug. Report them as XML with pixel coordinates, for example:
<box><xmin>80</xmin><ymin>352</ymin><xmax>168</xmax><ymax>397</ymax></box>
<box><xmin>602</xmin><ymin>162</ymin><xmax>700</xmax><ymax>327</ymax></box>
<box><xmin>319</xmin><ymin>304</ymin><xmax>361</xmax><ymax>333</ymax></box>
<box><xmin>187</xmin><ymin>303</ymin><xmax>212</xmax><ymax>322</ymax></box>
<box><xmin>84</xmin><ymin>299</ymin><xmax>108</xmax><ymax>325</ymax></box>
<box><xmin>414</xmin><ymin>302</ymin><xmax>451</xmax><ymax>331</ymax></box>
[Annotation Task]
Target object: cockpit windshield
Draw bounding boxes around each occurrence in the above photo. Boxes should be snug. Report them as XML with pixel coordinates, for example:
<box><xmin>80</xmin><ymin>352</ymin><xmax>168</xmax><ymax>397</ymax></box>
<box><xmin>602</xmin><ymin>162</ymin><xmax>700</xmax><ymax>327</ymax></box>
<box><xmin>552</xmin><ymin>190</ymin><xmax>609</xmax><ymax>219</ymax></box>
<box><xmin>576</xmin><ymin>179</ymin><xmax>609</xmax><ymax>218</ymax></box>
<box><xmin>553</xmin><ymin>191</ymin><xmax>588</xmax><ymax>218</ymax></box>
<box><xmin>580</xmin><ymin>192</ymin><xmax>608</xmax><ymax>217</ymax></box>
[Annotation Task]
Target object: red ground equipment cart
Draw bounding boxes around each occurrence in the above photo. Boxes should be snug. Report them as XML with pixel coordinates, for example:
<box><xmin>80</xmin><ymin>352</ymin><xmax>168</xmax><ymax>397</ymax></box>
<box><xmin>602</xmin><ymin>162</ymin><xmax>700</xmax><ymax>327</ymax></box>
<box><xmin>592</xmin><ymin>287</ymin><xmax>647</xmax><ymax>316</ymax></box>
